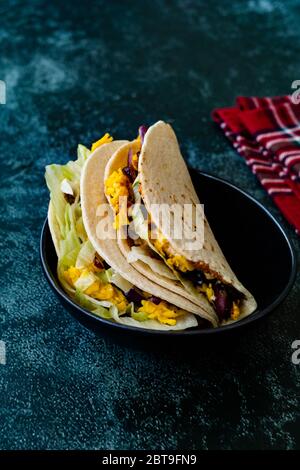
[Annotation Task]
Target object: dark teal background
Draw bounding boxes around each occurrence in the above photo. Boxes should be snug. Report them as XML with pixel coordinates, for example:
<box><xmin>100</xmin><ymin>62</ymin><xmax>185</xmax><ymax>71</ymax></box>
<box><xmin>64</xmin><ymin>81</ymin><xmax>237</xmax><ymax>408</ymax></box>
<box><xmin>0</xmin><ymin>0</ymin><xmax>299</xmax><ymax>450</ymax></box>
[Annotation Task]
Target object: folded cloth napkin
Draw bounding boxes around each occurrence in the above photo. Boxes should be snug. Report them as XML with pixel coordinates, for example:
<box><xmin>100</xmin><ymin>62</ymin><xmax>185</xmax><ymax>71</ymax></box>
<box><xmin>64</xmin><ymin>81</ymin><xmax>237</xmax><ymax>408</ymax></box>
<box><xmin>212</xmin><ymin>96</ymin><xmax>300</xmax><ymax>235</ymax></box>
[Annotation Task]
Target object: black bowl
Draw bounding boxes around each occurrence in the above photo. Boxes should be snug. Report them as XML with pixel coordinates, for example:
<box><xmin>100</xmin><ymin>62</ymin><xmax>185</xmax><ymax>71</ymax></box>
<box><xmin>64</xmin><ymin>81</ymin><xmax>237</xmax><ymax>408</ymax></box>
<box><xmin>40</xmin><ymin>169</ymin><xmax>296</xmax><ymax>340</ymax></box>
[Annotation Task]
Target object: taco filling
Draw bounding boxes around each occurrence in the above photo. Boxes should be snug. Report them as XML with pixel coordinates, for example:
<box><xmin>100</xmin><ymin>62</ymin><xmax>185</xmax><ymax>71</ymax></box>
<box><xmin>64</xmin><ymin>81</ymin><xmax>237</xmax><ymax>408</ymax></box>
<box><xmin>45</xmin><ymin>134</ymin><xmax>198</xmax><ymax>330</ymax></box>
<box><xmin>104</xmin><ymin>127</ymin><xmax>245</xmax><ymax>323</ymax></box>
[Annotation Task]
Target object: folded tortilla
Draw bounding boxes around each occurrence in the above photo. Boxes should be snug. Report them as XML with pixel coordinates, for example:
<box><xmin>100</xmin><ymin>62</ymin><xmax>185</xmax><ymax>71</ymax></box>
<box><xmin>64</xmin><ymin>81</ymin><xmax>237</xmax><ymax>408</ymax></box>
<box><xmin>104</xmin><ymin>122</ymin><xmax>257</xmax><ymax>325</ymax></box>
<box><xmin>80</xmin><ymin>141</ymin><xmax>217</xmax><ymax>328</ymax></box>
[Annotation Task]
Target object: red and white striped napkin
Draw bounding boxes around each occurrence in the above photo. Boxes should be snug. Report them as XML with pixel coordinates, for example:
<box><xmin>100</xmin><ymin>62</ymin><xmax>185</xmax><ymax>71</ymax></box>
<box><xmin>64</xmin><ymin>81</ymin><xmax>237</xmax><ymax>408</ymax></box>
<box><xmin>212</xmin><ymin>96</ymin><xmax>300</xmax><ymax>235</ymax></box>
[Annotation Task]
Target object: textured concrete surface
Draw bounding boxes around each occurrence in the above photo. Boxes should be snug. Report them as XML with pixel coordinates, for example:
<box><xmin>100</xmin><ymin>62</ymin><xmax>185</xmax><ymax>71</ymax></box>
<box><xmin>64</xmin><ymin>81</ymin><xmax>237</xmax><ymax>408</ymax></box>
<box><xmin>0</xmin><ymin>0</ymin><xmax>299</xmax><ymax>450</ymax></box>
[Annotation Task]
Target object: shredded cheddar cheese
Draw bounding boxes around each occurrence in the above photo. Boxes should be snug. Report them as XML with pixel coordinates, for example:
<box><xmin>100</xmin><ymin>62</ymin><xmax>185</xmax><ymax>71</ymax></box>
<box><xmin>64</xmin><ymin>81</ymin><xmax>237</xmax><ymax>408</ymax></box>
<box><xmin>138</xmin><ymin>300</ymin><xmax>183</xmax><ymax>326</ymax></box>
<box><xmin>199</xmin><ymin>283</ymin><xmax>215</xmax><ymax>302</ymax></box>
<box><xmin>104</xmin><ymin>169</ymin><xmax>130</xmax><ymax>228</ymax></box>
<box><xmin>231</xmin><ymin>302</ymin><xmax>240</xmax><ymax>320</ymax></box>
<box><xmin>152</xmin><ymin>231</ymin><xmax>194</xmax><ymax>272</ymax></box>
<box><xmin>64</xmin><ymin>266</ymin><xmax>127</xmax><ymax>312</ymax></box>
<box><xmin>91</xmin><ymin>133</ymin><xmax>113</xmax><ymax>152</ymax></box>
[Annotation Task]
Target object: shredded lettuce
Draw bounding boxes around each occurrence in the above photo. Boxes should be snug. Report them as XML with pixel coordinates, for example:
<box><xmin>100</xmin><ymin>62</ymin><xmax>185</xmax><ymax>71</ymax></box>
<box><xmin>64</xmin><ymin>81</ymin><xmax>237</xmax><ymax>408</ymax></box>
<box><xmin>175</xmin><ymin>273</ymin><xmax>204</xmax><ymax>298</ymax></box>
<box><xmin>94</xmin><ymin>271</ymin><xmax>107</xmax><ymax>283</ymax></box>
<box><xmin>131</xmin><ymin>310</ymin><xmax>149</xmax><ymax>322</ymax></box>
<box><xmin>132</xmin><ymin>179</ymin><xmax>149</xmax><ymax>241</ymax></box>
<box><xmin>77</xmin><ymin>144</ymin><xmax>91</xmax><ymax>164</ymax></box>
<box><xmin>104</xmin><ymin>267</ymin><xmax>113</xmax><ymax>282</ymax></box>
<box><xmin>132</xmin><ymin>203</ymin><xmax>149</xmax><ymax>241</ymax></box>
<box><xmin>92</xmin><ymin>306</ymin><xmax>112</xmax><ymax>319</ymax></box>
<box><xmin>110</xmin><ymin>271</ymin><xmax>133</xmax><ymax>292</ymax></box>
<box><xmin>75</xmin><ymin>215</ymin><xmax>87</xmax><ymax>243</ymax></box>
<box><xmin>109</xmin><ymin>304</ymin><xmax>197</xmax><ymax>330</ymax></box>
<box><xmin>45</xmin><ymin>141</ymin><xmax>198</xmax><ymax>330</ymax></box>
<box><xmin>45</xmin><ymin>144</ymin><xmax>115</xmax><ymax>320</ymax></box>
<box><xmin>60</xmin><ymin>178</ymin><xmax>75</xmax><ymax>196</ymax></box>
<box><xmin>74</xmin><ymin>290</ymin><xmax>112</xmax><ymax>319</ymax></box>
<box><xmin>74</xmin><ymin>270</ymin><xmax>98</xmax><ymax>291</ymax></box>
<box><xmin>45</xmin><ymin>164</ymin><xmax>69</xmax><ymax>238</ymax></box>
<box><xmin>75</xmin><ymin>240</ymin><xmax>96</xmax><ymax>268</ymax></box>
<box><xmin>74</xmin><ymin>289</ymin><xmax>95</xmax><ymax>310</ymax></box>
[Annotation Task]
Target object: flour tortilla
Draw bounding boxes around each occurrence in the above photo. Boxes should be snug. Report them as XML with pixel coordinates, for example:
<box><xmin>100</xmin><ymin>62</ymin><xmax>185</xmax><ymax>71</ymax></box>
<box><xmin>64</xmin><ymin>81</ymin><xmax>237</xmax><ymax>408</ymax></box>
<box><xmin>139</xmin><ymin>121</ymin><xmax>257</xmax><ymax>319</ymax></box>
<box><xmin>104</xmin><ymin>124</ymin><xmax>256</xmax><ymax>321</ymax></box>
<box><xmin>103</xmin><ymin>141</ymin><xmax>218</xmax><ymax>318</ymax></box>
<box><xmin>80</xmin><ymin>141</ymin><xmax>218</xmax><ymax>326</ymax></box>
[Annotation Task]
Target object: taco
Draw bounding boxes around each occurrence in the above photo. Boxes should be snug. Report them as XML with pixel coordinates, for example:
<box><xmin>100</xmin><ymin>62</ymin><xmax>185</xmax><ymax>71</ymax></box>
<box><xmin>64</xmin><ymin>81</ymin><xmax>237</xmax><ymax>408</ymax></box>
<box><xmin>104</xmin><ymin>121</ymin><xmax>257</xmax><ymax>325</ymax></box>
<box><xmin>45</xmin><ymin>135</ymin><xmax>215</xmax><ymax>331</ymax></box>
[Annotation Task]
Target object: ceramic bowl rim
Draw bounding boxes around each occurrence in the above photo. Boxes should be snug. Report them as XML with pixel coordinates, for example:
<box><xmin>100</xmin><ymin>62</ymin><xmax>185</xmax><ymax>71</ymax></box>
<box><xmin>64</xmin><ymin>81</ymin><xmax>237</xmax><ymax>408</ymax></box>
<box><xmin>40</xmin><ymin>169</ymin><xmax>297</xmax><ymax>337</ymax></box>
